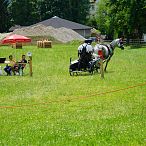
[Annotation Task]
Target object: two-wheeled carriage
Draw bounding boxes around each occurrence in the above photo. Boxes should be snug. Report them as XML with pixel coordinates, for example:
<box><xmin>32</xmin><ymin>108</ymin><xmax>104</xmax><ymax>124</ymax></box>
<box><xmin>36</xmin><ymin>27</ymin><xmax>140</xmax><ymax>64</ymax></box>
<box><xmin>69</xmin><ymin>56</ymin><xmax>101</xmax><ymax>76</ymax></box>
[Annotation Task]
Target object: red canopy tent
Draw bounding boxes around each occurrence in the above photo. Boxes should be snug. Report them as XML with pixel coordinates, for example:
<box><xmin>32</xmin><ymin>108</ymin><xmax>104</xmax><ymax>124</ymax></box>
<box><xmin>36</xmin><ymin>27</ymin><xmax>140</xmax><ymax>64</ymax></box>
<box><xmin>1</xmin><ymin>34</ymin><xmax>31</xmax><ymax>44</ymax></box>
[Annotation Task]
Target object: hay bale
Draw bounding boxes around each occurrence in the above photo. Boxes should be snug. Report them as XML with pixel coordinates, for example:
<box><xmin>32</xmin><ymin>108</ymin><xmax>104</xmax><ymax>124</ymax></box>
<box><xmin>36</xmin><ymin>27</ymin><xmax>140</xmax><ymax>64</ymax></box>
<box><xmin>43</xmin><ymin>40</ymin><xmax>52</xmax><ymax>48</ymax></box>
<box><xmin>12</xmin><ymin>42</ymin><xmax>22</xmax><ymax>49</ymax></box>
<box><xmin>37</xmin><ymin>40</ymin><xmax>52</xmax><ymax>48</ymax></box>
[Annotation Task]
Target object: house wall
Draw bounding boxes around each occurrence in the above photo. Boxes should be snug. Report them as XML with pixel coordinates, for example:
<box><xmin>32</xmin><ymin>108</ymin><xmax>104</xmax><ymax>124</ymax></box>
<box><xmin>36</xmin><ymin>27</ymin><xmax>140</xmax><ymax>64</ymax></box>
<box><xmin>74</xmin><ymin>29</ymin><xmax>91</xmax><ymax>38</ymax></box>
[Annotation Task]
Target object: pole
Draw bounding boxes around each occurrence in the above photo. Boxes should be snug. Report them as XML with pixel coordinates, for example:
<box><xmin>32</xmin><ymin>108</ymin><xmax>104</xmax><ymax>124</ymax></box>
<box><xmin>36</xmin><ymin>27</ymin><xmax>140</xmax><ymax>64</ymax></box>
<box><xmin>29</xmin><ymin>56</ymin><xmax>32</xmax><ymax>76</ymax></box>
<box><xmin>100</xmin><ymin>58</ymin><xmax>104</xmax><ymax>78</ymax></box>
<box><xmin>98</xmin><ymin>50</ymin><xmax>104</xmax><ymax>78</ymax></box>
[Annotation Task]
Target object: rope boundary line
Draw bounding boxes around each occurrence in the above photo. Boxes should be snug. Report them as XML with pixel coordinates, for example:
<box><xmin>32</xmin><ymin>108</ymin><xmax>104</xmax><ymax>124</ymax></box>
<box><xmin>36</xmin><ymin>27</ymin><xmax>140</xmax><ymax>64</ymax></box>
<box><xmin>0</xmin><ymin>82</ymin><xmax>146</xmax><ymax>109</ymax></box>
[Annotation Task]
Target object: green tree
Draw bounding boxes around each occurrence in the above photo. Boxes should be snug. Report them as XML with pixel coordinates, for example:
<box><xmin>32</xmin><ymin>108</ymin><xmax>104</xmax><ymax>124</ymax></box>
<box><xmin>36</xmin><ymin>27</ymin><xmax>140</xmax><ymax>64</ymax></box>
<box><xmin>9</xmin><ymin>0</ymin><xmax>39</xmax><ymax>26</ymax></box>
<box><xmin>0</xmin><ymin>0</ymin><xmax>11</xmax><ymax>32</ymax></box>
<box><xmin>9</xmin><ymin>0</ymin><xmax>90</xmax><ymax>26</ymax></box>
<box><xmin>68</xmin><ymin>0</ymin><xmax>90</xmax><ymax>24</ymax></box>
<box><xmin>128</xmin><ymin>0</ymin><xmax>146</xmax><ymax>38</ymax></box>
<box><xmin>96</xmin><ymin>0</ymin><xmax>146</xmax><ymax>39</ymax></box>
<box><xmin>95</xmin><ymin>0</ymin><xmax>114</xmax><ymax>39</ymax></box>
<box><xmin>38</xmin><ymin>0</ymin><xmax>90</xmax><ymax>24</ymax></box>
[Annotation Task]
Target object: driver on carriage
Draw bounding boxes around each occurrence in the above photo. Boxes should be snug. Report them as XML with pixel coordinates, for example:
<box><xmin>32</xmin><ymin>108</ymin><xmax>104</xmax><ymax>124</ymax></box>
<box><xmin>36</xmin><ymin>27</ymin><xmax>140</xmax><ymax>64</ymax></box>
<box><xmin>77</xmin><ymin>39</ymin><xmax>94</xmax><ymax>70</ymax></box>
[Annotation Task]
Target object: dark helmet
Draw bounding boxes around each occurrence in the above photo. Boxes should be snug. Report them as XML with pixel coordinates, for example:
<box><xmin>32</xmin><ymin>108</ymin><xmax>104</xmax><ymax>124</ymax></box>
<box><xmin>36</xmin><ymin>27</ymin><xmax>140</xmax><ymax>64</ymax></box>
<box><xmin>84</xmin><ymin>39</ymin><xmax>92</xmax><ymax>44</ymax></box>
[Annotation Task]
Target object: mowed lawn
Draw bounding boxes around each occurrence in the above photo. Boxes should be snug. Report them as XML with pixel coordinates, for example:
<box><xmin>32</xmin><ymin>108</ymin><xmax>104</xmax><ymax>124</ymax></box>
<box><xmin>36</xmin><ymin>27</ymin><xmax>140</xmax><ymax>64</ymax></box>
<box><xmin>0</xmin><ymin>44</ymin><xmax>146</xmax><ymax>146</ymax></box>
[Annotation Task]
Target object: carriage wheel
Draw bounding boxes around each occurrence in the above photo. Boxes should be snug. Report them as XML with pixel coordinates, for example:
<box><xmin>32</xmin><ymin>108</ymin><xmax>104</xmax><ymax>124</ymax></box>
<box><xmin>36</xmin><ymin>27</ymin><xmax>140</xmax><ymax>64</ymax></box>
<box><xmin>90</xmin><ymin>70</ymin><xmax>94</xmax><ymax>75</ymax></box>
<box><xmin>94</xmin><ymin>62</ymin><xmax>100</xmax><ymax>73</ymax></box>
<box><xmin>76</xmin><ymin>72</ymin><xmax>79</xmax><ymax>75</ymax></box>
<box><xmin>69</xmin><ymin>71</ymin><xmax>74</xmax><ymax>76</ymax></box>
<box><xmin>88</xmin><ymin>66</ymin><xmax>94</xmax><ymax>75</ymax></box>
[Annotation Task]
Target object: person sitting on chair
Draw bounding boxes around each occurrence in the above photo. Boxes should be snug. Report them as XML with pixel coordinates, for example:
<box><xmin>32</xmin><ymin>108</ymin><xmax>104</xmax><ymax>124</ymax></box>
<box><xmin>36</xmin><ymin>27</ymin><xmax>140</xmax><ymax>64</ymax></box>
<box><xmin>4</xmin><ymin>55</ymin><xmax>17</xmax><ymax>75</ymax></box>
<box><xmin>77</xmin><ymin>39</ymin><xmax>94</xmax><ymax>70</ymax></box>
<box><xmin>18</xmin><ymin>55</ymin><xmax>27</xmax><ymax>75</ymax></box>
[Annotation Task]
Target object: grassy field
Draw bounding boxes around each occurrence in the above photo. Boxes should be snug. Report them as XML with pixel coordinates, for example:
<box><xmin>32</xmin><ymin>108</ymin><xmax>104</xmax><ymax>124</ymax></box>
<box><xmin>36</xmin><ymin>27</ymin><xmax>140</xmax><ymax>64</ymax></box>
<box><xmin>0</xmin><ymin>44</ymin><xmax>146</xmax><ymax>146</ymax></box>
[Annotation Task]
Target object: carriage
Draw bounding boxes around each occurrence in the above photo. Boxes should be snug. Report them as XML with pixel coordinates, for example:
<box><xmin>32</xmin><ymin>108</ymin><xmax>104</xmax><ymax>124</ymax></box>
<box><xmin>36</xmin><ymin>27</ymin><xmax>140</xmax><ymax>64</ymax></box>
<box><xmin>69</xmin><ymin>37</ymin><xmax>124</xmax><ymax>76</ymax></box>
<box><xmin>69</xmin><ymin>56</ymin><xmax>101</xmax><ymax>76</ymax></box>
<box><xmin>69</xmin><ymin>39</ymin><xmax>103</xmax><ymax>76</ymax></box>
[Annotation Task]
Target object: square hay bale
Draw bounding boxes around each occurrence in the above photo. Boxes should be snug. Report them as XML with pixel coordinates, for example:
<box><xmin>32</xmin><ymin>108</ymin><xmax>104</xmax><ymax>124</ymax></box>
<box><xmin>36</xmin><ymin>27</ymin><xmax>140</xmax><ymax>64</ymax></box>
<box><xmin>43</xmin><ymin>41</ymin><xmax>52</xmax><ymax>48</ymax></box>
<box><xmin>37</xmin><ymin>40</ymin><xmax>52</xmax><ymax>48</ymax></box>
<box><xmin>12</xmin><ymin>43</ymin><xmax>22</xmax><ymax>49</ymax></box>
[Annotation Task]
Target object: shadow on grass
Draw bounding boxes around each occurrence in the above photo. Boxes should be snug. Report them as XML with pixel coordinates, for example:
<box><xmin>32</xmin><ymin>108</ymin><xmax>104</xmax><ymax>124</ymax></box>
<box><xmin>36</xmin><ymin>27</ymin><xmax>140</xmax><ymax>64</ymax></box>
<box><xmin>70</xmin><ymin>72</ymin><xmax>93</xmax><ymax>77</ymax></box>
<box><xmin>104</xmin><ymin>70</ymin><xmax>115</xmax><ymax>74</ymax></box>
<box><xmin>69</xmin><ymin>70</ymin><xmax>116</xmax><ymax>77</ymax></box>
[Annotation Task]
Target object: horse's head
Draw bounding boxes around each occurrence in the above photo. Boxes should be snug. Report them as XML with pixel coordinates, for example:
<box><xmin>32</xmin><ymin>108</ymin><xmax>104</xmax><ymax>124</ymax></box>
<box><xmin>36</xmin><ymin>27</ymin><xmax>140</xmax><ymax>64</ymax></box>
<box><xmin>110</xmin><ymin>37</ymin><xmax>124</xmax><ymax>50</ymax></box>
<box><xmin>119</xmin><ymin>36</ymin><xmax>125</xmax><ymax>50</ymax></box>
<box><xmin>116</xmin><ymin>38</ymin><xmax>124</xmax><ymax>50</ymax></box>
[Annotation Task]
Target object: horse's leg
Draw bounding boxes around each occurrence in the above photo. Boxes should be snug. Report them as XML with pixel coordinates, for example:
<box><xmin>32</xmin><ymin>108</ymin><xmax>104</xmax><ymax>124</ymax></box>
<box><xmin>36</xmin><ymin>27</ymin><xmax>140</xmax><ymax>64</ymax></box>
<box><xmin>104</xmin><ymin>55</ymin><xmax>113</xmax><ymax>72</ymax></box>
<box><xmin>104</xmin><ymin>60</ymin><xmax>109</xmax><ymax>72</ymax></box>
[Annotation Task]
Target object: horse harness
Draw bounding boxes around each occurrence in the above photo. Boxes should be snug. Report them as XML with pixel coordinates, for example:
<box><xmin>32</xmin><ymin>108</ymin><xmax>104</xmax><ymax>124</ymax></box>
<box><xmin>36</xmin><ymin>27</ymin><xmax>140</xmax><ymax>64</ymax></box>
<box><xmin>103</xmin><ymin>44</ymin><xmax>114</xmax><ymax>56</ymax></box>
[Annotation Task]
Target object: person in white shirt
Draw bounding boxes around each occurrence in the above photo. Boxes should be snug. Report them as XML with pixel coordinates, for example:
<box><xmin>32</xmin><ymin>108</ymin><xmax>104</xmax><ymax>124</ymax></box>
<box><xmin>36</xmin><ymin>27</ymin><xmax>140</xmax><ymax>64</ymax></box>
<box><xmin>77</xmin><ymin>39</ymin><xmax>94</xmax><ymax>70</ymax></box>
<box><xmin>78</xmin><ymin>39</ymin><xmax>93</xmax><ymax>57</ymax></box>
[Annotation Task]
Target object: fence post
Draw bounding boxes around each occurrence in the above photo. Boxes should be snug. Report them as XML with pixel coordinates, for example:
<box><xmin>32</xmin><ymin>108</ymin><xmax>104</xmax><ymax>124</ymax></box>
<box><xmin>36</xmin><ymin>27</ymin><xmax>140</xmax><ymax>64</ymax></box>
<box><xmin>27</xmin><ymin>52</ymin><xmax>32</xmax><ymax>77</ymax></box>
<box><xmin>98</xmin><ymin>50</ymin><xmax>104</xmax><ymax>78</ymax></box>
<box><xmin>29</xmin><ymin>56</ymin><xmax>32</xmax><ymax>76</ymax></box>
<box><xmin>100</xmin><ymin>58</ymin><xmax>104</xmax><ymax>78</ymax></box>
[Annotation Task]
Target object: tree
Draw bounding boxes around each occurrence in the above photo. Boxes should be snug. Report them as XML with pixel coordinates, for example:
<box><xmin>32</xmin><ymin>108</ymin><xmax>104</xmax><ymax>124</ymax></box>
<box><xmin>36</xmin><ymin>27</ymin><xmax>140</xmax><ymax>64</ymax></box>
<box><xmin>96</xmin><ymin>0</ymin><xmax>146</xmax><ymax>39</ymax></box>
<box><xmin>0</xmin><ymin>0</ymin><xmax>11</xmax><ymax>32</ymax></box>
<box><xmin>67</xmin><ymin>0</ymin><xmax>90</xmax><ymax>24</ymax></box>
<box><xmin>95</xmin><ymin>0</ymin><xmax>114</xmax><ymax>39</ymax></box>
<box><xmin>128</xmin><ymin>0</ymin><xmax>146</xmax><ymax>38</ymax></box>
<box><xmin>9</xmin><ymin>0</ymin><xmax>39</xmax><ymax>26</ymax></box>
<box><xmin>37</xmin><ymin>0</ymin><xmax>90</xmax><ymax>24</ymax></box>
<box><xmin>9</xmin><ymin>0</ymin><xmax>90</xmax><ymax>26</ymax></box>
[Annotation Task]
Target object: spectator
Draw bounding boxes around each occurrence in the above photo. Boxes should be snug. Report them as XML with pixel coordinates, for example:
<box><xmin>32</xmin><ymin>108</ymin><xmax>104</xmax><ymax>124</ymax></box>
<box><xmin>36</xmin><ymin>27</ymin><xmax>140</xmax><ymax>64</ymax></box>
<box><xmin>4</xmin><ymin>55</ymin><xmax>17</xmax><ymax>75</ymax></box>
<box><xmin>18</xmin><ymin>55</ymin><xmax>27</xmax><ymax>75</ymax></box>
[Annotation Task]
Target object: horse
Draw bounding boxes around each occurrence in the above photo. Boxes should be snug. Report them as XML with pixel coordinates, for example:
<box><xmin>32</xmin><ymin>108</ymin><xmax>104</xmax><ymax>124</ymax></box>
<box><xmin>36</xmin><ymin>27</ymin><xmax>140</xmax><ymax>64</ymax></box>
<box><xmin>93</xmin><ymin>38</ymin><xmax>124</xmax><ymax>72</ymax></box>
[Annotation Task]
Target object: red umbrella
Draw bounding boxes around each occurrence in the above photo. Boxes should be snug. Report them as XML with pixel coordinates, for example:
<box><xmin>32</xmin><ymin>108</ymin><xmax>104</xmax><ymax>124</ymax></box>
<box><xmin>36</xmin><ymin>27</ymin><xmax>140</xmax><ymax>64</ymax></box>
<box><xmin>1</xmin><ymin>34</ymin><xmax>31</xmax><ymax>44</ymax></box>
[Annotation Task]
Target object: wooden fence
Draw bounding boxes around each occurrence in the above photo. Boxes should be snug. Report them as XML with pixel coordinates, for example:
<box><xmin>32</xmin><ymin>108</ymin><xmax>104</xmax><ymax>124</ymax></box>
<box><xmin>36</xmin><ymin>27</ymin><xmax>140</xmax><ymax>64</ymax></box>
<box><xmin>103</xmin><ymin>39</ymin><xmax>146</xmax><ymax>46</ymax></box>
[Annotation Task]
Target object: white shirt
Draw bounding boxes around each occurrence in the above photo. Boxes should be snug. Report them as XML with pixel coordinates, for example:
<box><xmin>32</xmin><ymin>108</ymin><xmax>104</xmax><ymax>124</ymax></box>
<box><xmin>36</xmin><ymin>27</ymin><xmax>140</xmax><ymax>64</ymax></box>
<box><xmin>78</xmin><ymin>43</ymin><xmax>93</xmax><ymax>53</ymax></box>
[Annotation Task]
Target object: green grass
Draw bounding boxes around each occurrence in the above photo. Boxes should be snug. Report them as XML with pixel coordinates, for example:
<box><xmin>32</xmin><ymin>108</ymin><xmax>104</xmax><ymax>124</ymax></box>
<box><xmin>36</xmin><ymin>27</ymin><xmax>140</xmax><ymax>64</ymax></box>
<box><xmin>0</xmin><ymin>44</ymin><xmax>146</xmax><ymax>146</ymax></box>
